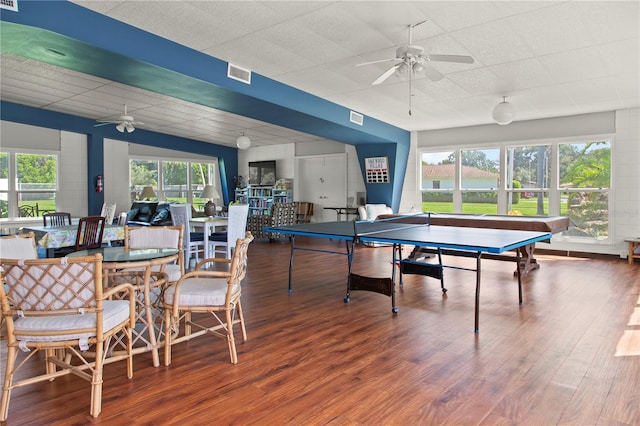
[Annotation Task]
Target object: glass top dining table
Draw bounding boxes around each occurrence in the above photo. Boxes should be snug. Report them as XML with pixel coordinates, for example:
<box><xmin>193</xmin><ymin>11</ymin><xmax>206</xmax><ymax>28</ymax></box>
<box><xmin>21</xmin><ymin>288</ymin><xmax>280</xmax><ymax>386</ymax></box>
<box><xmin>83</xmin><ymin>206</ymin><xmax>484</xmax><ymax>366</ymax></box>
<box><xmin>67</xmin><ymin>246</ymin><xmax>180</xmax><ymax>367</ymax></box>
<box><xmin>67</xmin><ymin>246</ymin><xmax>179</xmax><ymax>262</ymax></box>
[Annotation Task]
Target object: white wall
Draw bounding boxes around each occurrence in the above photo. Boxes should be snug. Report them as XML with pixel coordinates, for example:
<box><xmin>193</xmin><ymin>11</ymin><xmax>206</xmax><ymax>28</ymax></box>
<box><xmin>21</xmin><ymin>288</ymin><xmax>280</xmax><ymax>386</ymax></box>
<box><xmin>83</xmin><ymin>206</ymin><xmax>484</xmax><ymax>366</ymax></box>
<box><xmin>412</xmin><ymin>108</ymin><xmax>640</xmax><ymax>257</ymax></box>
<box><xmin>0</xmin><ymin>122</ymin><xmax>88</xmax><ymax>218</ymax></box>
<box><xmin>237</xmin><ymin>140</ymin><xmax>365</xmax><ymax>204</ymax></box>
<box><xmin>104</xmin><ymin>138</ymin><xmax>131</xmax><ymax>217</ymax></box>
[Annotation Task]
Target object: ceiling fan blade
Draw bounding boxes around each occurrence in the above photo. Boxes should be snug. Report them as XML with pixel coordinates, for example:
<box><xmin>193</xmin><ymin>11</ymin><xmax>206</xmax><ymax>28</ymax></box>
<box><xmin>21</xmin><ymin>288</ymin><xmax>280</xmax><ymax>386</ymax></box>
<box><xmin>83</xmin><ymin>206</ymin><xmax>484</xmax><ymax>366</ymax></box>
<box><xmin>423</xmin><ymin>63</ymin><xmax>445</xmax><ymax>82</ymax></box>
<box><xmin>428</xmin><ymin>54</ymin><xmax>475</xmax><ymax>64</ymax></box>
<box><xmin>372</xmin><ymin>65</ymin><xmax>399</xmax><ymax>85</ymax></box>
<box><xmin>94</xmin><ymin>121</ymin><xmax>116</xmax><ymax>127</ymax></box>
<box><xmin>356</xmin><ymin>58</ymin><xmax>400</xmax><ymax>67</ymax></box>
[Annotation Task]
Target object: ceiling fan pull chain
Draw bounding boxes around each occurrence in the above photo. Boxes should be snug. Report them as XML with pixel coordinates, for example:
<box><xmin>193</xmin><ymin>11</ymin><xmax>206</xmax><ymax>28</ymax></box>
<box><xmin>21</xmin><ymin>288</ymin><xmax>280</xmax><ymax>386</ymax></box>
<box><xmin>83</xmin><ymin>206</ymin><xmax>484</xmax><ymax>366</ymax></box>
<box><xmin>408</xmin><ymin>72</ymin><xmax>413</xmax><ymax>116</ymax></box>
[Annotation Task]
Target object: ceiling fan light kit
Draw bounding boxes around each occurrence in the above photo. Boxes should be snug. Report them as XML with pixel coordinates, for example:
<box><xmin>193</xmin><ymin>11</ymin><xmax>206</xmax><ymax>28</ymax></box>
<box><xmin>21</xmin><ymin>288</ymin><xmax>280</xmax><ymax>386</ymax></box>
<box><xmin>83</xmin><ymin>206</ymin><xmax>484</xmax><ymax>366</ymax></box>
<box><xmin>95</xmin><ymin>104</ymin><xmax>142</xmax><ymax>132</ymax></box>
<box><xmin>356</xmin><ymin>21</ymin><xmax>474</xmax><ymax>115</ymax></box>
<box><xmin>492</xmin><ymin>97</ymin><xmax>516</xmax><ymax>125</ymax></box>
<box><xmin>236</xmin><ymin>134</ymin><xmax>251</xmax><ymax>150</ymax></box>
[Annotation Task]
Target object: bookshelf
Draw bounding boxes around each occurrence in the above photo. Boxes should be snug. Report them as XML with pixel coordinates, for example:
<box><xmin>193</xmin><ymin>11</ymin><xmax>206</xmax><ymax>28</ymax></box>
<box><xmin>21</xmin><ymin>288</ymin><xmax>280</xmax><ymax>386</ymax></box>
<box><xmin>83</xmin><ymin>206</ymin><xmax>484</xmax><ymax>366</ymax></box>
<box><xmin>235</xmin><ymin>182</ymin><xmax>293</xmax><ymax>216</ymax></box>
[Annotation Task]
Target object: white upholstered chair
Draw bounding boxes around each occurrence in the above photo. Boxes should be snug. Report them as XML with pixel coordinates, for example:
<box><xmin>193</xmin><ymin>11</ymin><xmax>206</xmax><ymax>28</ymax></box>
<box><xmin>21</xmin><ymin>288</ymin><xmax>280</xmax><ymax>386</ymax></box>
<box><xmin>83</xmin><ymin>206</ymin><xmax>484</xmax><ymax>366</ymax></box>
<box><xmin>100</xmin><ymin>202</ymin><xmax>117</xmax><ymax>225</ymax></box>
<box><xmin>357</xmin><ymin>203</ymin><xmax>393</xmax><ymax>221</ymax></box>
<box><xmin>169</xmin><ymin>203</ymin><xmax>205</xmax><ymax>266</ymax></box>
<box><xmin>208</xmin><ymin>204</ymin><xmax>249</xmax><ymax>259</ymax></box>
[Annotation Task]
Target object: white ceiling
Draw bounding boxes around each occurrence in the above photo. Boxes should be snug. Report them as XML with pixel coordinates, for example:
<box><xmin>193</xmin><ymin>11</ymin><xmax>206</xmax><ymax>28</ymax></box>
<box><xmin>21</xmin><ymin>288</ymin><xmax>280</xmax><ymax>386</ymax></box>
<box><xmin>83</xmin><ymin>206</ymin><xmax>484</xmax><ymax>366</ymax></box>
<box><xmin>1</xmin><ymin>1</ymin><xmax>638</xmax><ymax>148</ymax></box>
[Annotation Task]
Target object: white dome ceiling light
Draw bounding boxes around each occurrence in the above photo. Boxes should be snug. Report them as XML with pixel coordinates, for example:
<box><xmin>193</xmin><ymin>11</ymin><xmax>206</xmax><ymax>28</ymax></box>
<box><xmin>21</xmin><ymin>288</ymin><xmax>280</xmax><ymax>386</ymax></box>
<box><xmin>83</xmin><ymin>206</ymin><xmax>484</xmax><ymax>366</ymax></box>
<box><xmin>492</xmin><ymin>96</ymin><xmax>516</xmax><ymax>125</ymax></box>
<box><xmin>236</xmin><ymin>133</ymin><xmax>251</xmax><ymax>150</ymax></box>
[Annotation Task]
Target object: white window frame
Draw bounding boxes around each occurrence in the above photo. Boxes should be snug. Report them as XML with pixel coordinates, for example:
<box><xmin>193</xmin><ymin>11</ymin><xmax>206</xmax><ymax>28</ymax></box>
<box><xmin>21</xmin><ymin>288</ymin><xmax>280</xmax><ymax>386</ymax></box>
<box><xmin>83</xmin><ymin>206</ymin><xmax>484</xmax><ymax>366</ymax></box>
<box><xmin>418</xmin><ymin>133</ymin><xmax>613</xmax><ymax>244</ymax></box>
<box><xmin>129</xmin><ymin>155</ymin><xmax>220</xmax><ymax>205</ymax></box>
<box><xmin>0</xmin><ymin>149</ymin><xmax>59</xmax><ymax>218</ymax></box>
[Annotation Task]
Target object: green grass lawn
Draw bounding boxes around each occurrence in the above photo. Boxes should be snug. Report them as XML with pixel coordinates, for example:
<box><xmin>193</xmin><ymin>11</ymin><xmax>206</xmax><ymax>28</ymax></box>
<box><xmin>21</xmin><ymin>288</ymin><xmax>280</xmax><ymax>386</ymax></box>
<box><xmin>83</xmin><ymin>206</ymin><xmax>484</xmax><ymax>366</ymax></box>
<box><xmin>423</xmin><ymin>197</ymin><xmax>568</xmax><ymax>216</ymax></box>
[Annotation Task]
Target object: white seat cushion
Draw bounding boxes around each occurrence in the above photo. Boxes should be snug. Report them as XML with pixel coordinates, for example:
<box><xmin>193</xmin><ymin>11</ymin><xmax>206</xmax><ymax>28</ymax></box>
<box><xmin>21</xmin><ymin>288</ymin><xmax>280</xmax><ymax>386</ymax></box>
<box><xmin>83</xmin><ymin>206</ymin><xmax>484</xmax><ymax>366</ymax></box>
<box><xmin>13</xmin><ymin>300</ymin><xmax>131</xmax><ymax>342</ymax></box>
<box><xmin>164</xmin><ymin>277</ymin><xmax>237</xmax><ymax>307</ymax></box>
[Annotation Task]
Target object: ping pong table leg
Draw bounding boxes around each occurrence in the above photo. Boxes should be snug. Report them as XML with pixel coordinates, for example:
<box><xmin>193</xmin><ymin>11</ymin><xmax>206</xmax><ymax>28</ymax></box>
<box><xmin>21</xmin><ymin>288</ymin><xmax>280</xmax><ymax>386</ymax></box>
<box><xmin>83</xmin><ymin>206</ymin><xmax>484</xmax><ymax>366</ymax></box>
<box><xmin>474</xmin><ymin>252</ymin><xmax>481</xmax><ymax>333</ymax></box>
<box><xmin>515</xmin><ymin>248</ymin><xmax>523</xmax><ymax>305</ymax></box>
<box><xmin>288</xmin><ymin>236</ymin><xmax>295</xmax><ymax>293</ymax></box>
<box><xmin>344</xmin><ymin>239</ymin><xmax>354</xmax><ymax>303</ymax></box>
<box><xmin>390</xmin><ymin>244</ymin><xmax>399</xmax><ymax>313</ymax></box>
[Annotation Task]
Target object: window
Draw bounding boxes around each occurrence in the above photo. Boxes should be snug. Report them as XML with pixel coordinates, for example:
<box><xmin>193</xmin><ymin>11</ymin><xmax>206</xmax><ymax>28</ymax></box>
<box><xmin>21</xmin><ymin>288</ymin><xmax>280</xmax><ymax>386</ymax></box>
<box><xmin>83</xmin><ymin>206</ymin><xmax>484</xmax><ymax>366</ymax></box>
<box><xmin>506</xmin><ymin>145</ymin><xmax>551</xmax><ymax>216</ymax></box>
<box><xmin>559</xmin><ymin>141</ymin><xmax>611</xmax><ymax>239</ymax></box>
<box><xmin>460</xmin><ymin>148</ymin><xmax>499</xmax><ymax>214</ymax></box>
<box><xmin>162</xmin><ymin>161</ymin><xmax>188</xmax><ymax>202</ymax></box>
<box><xmin>129</xmin><ymin>158</ymin><xmax>219</xmax><ymax>207</ymax></box>
<box><xmin>419</xmin><ymin>137</ymin><xmax>612</xmax><ymax>241</ymax></box>
<box><xmin>421</xmin><ymin>151</ymin><xmax>455</xmax><ymax>212</ymax></box>
<box><xmin>0</xmin><ymin>152</ymin><xmax>58</xmax><ymax>218</ymax></box>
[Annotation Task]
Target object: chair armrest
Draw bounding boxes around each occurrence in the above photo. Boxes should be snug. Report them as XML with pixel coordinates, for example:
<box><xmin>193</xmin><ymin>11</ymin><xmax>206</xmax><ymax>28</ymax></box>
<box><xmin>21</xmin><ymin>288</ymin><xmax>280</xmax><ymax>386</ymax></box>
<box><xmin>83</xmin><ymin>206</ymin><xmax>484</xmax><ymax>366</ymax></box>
<box><xmin>195</xmin><ymin>257</ymin><xmax>231</xmax><ymax>270</ymax></box>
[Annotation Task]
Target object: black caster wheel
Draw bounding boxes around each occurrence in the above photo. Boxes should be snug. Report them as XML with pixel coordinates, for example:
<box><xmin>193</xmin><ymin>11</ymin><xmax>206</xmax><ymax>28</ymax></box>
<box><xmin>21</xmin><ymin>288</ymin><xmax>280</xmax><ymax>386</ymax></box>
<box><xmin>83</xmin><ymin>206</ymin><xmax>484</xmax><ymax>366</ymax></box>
<box><xmin>442</xmin><ymin>288</ymin><xmax>448</xmax><ymax>293</ymax></box>
<box><xmin>344</xmin><ymin>297</ymin><xmax>350</xmax><ymax>303</ymax></box>
<box><xmin>392</xmin><ymin>306</ymin><xmax>398</xmax><ymax>313</ymax></box>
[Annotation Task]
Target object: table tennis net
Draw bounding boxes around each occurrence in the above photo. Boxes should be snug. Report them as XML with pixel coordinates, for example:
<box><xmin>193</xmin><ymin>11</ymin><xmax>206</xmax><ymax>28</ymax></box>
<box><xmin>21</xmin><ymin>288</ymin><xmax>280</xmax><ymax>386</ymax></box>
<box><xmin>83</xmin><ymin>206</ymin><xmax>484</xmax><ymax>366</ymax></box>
<box><xmin>352</xmin><ymin>212</ymin><xmax>431</xmax><ymax>237</ymax></box>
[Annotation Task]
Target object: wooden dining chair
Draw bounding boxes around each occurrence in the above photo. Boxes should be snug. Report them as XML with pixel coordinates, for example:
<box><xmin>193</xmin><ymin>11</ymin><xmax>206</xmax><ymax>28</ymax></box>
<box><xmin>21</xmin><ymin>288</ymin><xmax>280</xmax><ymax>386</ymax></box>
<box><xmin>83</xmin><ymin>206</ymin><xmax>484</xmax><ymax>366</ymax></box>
<box><xmin>163</xmin><ymin>232</ymin><xmax>253</xmax><ymax>365</ymax></box>
<box><xmin>75</xmin><ymin>216</ymin><xmax>106</xmax><ymax>251</ymax></box>
<box><xmin>0</xmin><ymin>254</ymin><xmax>136</xmax><ymax>420</ymax></box>
<box><xmin>42</xmin><ymin>212</ymin><xmax>72</xmax><ymax>227</ymax></box>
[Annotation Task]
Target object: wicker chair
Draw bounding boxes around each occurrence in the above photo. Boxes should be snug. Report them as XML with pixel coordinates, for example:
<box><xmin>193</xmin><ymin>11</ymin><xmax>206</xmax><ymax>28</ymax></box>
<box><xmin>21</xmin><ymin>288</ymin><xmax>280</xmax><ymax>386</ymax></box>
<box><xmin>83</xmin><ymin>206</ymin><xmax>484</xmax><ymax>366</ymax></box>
<box><xmin>163</xmin><ymin>232</ymin><xmax>253</xmax><ymax>365</ymax></box>
<box><xmin>124</xmin><ymin>225</ymin><xmax>184</xmax><ymax>284</ymax></box>
<box><xmin>247</xmin><ymin>202</ymin><xmax>297</xmax><ymax>241</ymax></box>
<box><xmin>0</xmin><ymin>254</ymin><xmax>136</xmax><ymax>420</ymax></box>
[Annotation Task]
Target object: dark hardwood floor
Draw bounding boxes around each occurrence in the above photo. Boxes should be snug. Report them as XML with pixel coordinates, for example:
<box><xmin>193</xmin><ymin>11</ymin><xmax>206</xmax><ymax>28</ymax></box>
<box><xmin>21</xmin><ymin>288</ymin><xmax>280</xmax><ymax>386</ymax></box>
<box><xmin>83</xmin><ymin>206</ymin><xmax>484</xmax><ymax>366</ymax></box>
<box><xmin>2</xmin><ymin>237</ymin><xmax>639</xmax><ymax>425</ymax></box>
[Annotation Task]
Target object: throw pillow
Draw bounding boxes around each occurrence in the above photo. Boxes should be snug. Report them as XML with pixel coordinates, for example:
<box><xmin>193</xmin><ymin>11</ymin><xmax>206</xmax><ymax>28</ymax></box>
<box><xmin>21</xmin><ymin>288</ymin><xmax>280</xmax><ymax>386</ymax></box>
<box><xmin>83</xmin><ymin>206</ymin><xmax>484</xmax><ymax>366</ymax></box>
<box><xmin>126</xmin><ymin>208</ymin><xmax>139</xmax><ymax>222</ymax></box>
<box><xmin>151</xmin><ymin>208</ymin><xmax>169</xmax><ymax>224</ymax></box>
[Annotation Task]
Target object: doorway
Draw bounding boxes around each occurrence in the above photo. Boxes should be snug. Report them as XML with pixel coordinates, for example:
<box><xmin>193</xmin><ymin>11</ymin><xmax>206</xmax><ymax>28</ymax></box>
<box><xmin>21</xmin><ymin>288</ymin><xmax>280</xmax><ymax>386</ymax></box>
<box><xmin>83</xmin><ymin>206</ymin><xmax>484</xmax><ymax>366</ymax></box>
<box><xmin>295</xmin><ymin>154</ymin><xmax>347</xmax><ymax>222</ymax></box>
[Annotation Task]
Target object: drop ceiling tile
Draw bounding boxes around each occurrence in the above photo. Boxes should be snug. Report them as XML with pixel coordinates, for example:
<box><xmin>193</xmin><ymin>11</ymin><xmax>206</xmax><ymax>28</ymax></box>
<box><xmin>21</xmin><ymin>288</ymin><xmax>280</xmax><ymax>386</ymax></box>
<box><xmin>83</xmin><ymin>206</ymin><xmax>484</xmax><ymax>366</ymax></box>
<box><xmin>452</xmin><ymin>20</ymin><xmax>535</xmax><ymax>66</ymax></box>
<box><xmin>488</xmin><ymin>58</ymin><xmax>555</xmax><ymax>91</ymax></box>
<box><xmin>416</xmin><ymin>1</ymin><xmax>503</xmax><ymax>32</ymax></box>
<box><xmin>539</xmin><ymin>47</ymin><xmax>609</xmax><ymax>83</ymax></box>
<box><xmin>577</xmin><ymin>1</ymin><xmax>640</xmax><ymax>45</ymax></box>
<box><xmin>507</xmin><ymin>2</ymin><xmax>593</xmax><ymax>56</ymax></box>
<box><xmin>597</xmin><ymin>39</ymin><xmax>640</xmax><ymax>77</ymax></box>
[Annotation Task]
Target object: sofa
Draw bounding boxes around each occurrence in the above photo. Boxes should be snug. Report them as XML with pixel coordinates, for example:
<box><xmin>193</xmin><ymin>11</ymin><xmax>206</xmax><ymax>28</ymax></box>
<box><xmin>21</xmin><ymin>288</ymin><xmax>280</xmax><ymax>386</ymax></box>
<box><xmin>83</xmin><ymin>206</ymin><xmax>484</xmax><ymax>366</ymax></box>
<box><xmin>357</xmin><ymin>204</ymin><xmax>393</xmax><ymax>221</ymax></box>
<box><xmin>126</xmin><ymin>201</ymin><xmax>174</xmax><ymax>226</ymax></box>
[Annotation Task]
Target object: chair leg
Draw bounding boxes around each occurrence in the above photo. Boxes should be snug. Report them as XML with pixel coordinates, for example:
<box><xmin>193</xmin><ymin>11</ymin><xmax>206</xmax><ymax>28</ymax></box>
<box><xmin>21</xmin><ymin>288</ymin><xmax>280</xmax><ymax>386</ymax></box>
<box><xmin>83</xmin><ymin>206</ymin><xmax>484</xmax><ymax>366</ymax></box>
<box><xmin>164</xmin><ymin>308</ymin><xmax>172</xmax><ymax>367</ymax></box>
<box><xmin>237</xmin><ymin>300</ymin><xmax>247</xmax><ymax>342</ymax></box>
<box><xmin>90</xmin><ymin>343</ymin><xmax>105</xmax><ymax>417</ymax></box>
<box><xmin>226</xmin><ymin>309</ymin><xmax>237</xmax><ymax>364</ymax></box>
<box><xmin>126</xmin><ymin>325</ymin><xmax>134</xmax><ymax>379</ymax></box>
<box><xmin>1</xmin><ymin>345</ymin><xmax>17</xmax><ymax>421</ymax></box>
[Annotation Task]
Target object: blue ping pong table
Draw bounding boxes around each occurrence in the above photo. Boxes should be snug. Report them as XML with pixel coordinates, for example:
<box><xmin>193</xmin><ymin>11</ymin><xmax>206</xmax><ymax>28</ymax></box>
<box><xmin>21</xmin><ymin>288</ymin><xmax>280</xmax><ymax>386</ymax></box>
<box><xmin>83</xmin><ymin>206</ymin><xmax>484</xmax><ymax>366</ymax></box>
<box><xmin>265</xmin><ymin>215</ymin><xmax>552</xmax><ymax>332</ymax></box>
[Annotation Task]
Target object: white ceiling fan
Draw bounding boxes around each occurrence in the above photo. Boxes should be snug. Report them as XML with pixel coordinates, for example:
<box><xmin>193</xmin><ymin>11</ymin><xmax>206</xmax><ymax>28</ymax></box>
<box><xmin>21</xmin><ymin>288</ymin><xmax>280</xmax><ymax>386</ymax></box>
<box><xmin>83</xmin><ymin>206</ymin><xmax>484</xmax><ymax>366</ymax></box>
<box><xmin>356</xmin><ymin>20</ymin><xmax>475</xmax><ymax>114</ymax></box>
<box><xmin>94</xmin><ymin>104</ymin><xmax>144</xmax><ymax>133</ymax></box>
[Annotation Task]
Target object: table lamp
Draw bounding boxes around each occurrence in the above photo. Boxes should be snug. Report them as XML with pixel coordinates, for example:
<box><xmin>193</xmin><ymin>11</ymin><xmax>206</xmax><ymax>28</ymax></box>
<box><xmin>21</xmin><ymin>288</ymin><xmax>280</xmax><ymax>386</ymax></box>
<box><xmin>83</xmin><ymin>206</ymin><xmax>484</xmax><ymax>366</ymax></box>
<box><xmin>140</xmin><ymin>185</ymin><xmax>156</xmax><ymax>200</ymax></box>
<box><xmin>201</xmin><ymin>184</ymin><xmax>221</xmax><ymax>217</ymax></box>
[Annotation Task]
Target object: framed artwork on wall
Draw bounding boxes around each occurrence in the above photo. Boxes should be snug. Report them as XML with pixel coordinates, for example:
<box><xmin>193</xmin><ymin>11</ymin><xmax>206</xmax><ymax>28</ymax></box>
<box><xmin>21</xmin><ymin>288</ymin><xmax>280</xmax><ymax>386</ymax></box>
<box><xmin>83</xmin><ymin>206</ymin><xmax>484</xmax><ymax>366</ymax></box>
<box><xmin>364</xmin><ymin>156</ymin><xmax>389</xmax><ymax>184</ymax></box>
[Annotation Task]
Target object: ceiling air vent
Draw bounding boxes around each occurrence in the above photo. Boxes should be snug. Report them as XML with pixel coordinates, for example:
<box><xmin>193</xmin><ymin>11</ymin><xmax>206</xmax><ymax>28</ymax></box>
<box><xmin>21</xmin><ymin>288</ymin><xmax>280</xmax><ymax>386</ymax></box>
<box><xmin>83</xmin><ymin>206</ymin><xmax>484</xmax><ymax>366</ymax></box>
<box><xmin>350</xmin><ymin>111</ymin><xmax>364</xmax><ymax>126</ymax></box>
<box><xmin>227</xmin><ymin>63</ymin><xmax>251</xmax><ymax>84</ymax></box>
<box><xmin>1</xmin><ymin>0</ymin><xmax>18</xmax><ymax>11</ymax></box>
